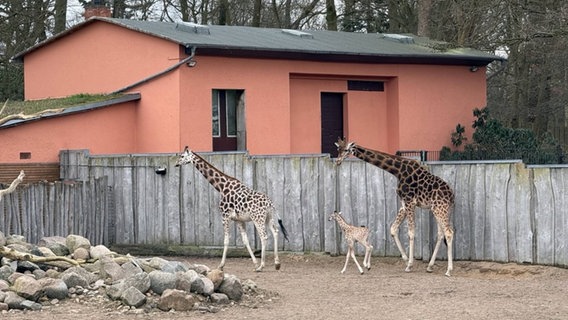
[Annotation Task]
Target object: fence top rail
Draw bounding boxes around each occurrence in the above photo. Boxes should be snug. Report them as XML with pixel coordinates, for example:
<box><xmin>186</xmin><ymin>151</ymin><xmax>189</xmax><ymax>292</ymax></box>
<box><xmin>527</xmin><ymin>164</ymin><xmax>568</xmax><ymax>168</ymax></box>
<box><xmin>60</xmin><ymin>150</ymin><xmax>568</xmax><ymax>168</ymax></box>
<box><xmin>425</xmin><ymin>159</ymin><xmax>523</xmax><ymax>165</ymax></box>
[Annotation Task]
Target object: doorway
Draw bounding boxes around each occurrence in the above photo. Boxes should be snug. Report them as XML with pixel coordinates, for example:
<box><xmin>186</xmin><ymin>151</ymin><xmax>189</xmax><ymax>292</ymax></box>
<box><xmin>321</xmin><ymin>92</ymin><xmax>344</xmax><ymax>157</ymax></box>
<box><xmin>212</xmin><ymin>89</ymin><xmax>245</xmax><ymax>151</ymax></box>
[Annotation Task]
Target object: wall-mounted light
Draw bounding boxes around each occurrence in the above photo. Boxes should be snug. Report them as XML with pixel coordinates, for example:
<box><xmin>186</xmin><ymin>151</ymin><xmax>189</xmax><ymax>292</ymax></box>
<box><xmin>187</xmin><ymin>60</ymin><xmax>197</xmax><ymax>67</ymax></box>
<box><xmin>155</xmin><ymin>167</ymin><xmax>167</xmax><ymax>175</ymax></box>
<box><xmin>470</xmin><ymin>66</ymin><xmax>478</xmax><ymax>72</ymax></box>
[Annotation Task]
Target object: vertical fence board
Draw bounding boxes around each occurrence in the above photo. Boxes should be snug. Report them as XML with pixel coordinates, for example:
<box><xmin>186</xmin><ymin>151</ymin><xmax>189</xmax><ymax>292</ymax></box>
<box><xmin>507</xmin><ymin>163</ymin><xmax>531</xmax><ymax>263</ymax></box>
<box><xmin>300</xmin><ymin>157</ymin><xmax>321</xmax><ymax>252</ymax></box>
<box><xmin>485</xmin><ymin>163</ymin><xmax>510</xmax><ymax>262</ymax></box>
<box><xmin>445</xmin><ymin>164</ymin><xmax>472</xmax><ymax>260</ymax></box>
<box><xmin>551</xmin><ymin>168</ymin><xmax>568</xmax><ymax>266</ymax></box>
<box><xmin>471</xmin><ymin>164</ymin><xmax>487</xmax><ymax>260</ymax></box>
<box><xmin>533</xmin><ymin>168</ymin><xmax>555</xmax><ymax>265</ymax></box>
<box><xmin>283</xmin><ymin>157</ymin><xmax>303</xmax><ymax>251</ymax></box>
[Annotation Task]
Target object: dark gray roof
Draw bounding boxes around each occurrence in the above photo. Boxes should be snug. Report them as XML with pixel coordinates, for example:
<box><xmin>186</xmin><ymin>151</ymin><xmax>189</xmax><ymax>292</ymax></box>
<box><xmin>12</xmin><ymin>18</ymin><xmax>504</xmax><ymax>66</ymax></box>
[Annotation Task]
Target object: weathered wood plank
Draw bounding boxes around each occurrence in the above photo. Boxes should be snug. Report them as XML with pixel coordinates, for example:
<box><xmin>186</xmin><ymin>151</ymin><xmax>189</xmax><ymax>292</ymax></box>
<box><xmin>470</xmin><ymin>163</ymin><xmax>487</xmax><ymax>260</ymax></box>
<box><xmin>551</xmin><ymin>167</ymin><xmax>568</xmax><ymax>266</ymax></box>
<box><xmin>282</xmin><ymin>157</ymin><xmax>303</xmax><ymax>252</ymax></box>
<box><xmin>533</xmin><ymin>168</ymin><xmax>555</xmax><ymax>265</ymax></box>
<box><xmin>507</xmin><ymin>163</ymin><xmax>532</xmax><ymax>263</ymax></box>
<box><xmin>485</xmin><ymin>163</ymin><xmax>510</xmax><ymax>262</ymax></box>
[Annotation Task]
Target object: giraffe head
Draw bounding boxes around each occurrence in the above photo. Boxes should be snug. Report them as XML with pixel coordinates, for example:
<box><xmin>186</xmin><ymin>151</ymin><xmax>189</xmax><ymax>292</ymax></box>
<box><xmin>328</xmin><ymin>210</ymin><xmax>342</xmax><ymax>222</ymax></box>
<box><xmin>175</xmin><ymin>146</ymin><xmax>198</xmax><ymax>167</ymax></box>
<box><xmin>335</xmin><ymin>137</ymin><xmax>355</xmax><ymax>165</ymax></box>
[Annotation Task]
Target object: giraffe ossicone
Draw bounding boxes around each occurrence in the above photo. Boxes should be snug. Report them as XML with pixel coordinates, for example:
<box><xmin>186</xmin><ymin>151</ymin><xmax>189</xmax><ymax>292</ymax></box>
<box><xmin>329</xmin><ymin>211</ymin><xmax>373</xmax><ymax>274</ymax></box>
<box><xmin>335</xmin><ymin>138</ymin><xmax>455</xmax><ymax>277</ymax></box>
<box><xmin>175</xmin><ymin>146</ymin><xmax>289</xmax><ymax>272</ymax></box>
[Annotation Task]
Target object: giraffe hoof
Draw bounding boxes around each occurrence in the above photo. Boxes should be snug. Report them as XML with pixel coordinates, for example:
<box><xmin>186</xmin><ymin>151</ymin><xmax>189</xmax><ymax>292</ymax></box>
<box><xmin>426</xmin><ymin>266</ymin><xmax>434</xmax><ymax>273</ymax></box>
<box><xmin>445</xmin><ymin>271</ymin><xmax>452</xmax><ymax>277</ymax></box>
<box><xmin>275</xmin><ymin>263</ymin><xmax>281</xmax><ymax>271</ymax></box>
<box><xmin>405</xmin><ymin>266</ymin><xmax>412</xmax><ymax>273</ymax></box>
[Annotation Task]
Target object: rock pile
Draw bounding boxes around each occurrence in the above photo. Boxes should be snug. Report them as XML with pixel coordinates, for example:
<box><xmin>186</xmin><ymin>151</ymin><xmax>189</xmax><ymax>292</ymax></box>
<box><xmin>0</xmin><ymin>231</ymin><xmax>249</xmax><ymax>314</ymax></box>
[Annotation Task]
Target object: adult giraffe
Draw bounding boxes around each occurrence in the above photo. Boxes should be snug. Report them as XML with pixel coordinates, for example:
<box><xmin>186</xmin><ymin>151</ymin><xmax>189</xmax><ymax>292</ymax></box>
<box><xmin>175</xmin><ymin>147</ymin><xmax>289</xmax><ymax>271</ymax></box>
<box><xmin>335</xmin><ymin>138</ymin><xmax>455</xmax><ymax>276</ymax></box>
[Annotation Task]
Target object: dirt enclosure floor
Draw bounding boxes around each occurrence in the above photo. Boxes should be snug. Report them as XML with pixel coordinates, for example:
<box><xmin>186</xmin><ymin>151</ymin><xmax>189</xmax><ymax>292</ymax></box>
<box><xmin>3</xmin><ymin>253</ymin><xmax>568</xmax><ymax>320</ymax></box>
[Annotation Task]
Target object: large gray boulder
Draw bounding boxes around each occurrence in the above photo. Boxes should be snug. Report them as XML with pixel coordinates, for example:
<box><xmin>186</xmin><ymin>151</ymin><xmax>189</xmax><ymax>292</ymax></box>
<box><xmin>149</xmin><ymin>270</ymin><xmax>177</xmax><ymax>295</ymax></box>
<box><xmin>65</xmin><ymin>234</ymin><xmax>91</xmax><ymax>252</ymax></box>
<box><xmin>38</xmin><ymin>236</ymin><xmax>69</xmax><ymax>256</ymax></box>
<box><xmin>121</xmin><ymin>287</ymin><xmax>146</xmax><ymax>308</ymax></box>
<box><xmin>218</xmin><ymin>274</ymin><xmax>243</xmax><ymax>301</ymax></box>
<box><xmin>39</xmin><ymin>277</ymin><xmax>69</xmax><ymax>300</ymax></box>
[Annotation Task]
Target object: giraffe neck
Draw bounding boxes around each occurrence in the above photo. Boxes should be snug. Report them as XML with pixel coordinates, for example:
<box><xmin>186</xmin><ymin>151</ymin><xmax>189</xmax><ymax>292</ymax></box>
<box><xmin>191</xmin><ymin>152</ymin><xmax>235</xmax><ymax>193</ymax></box>
<box><xmin>351</xmin><ymin>145</ymin><xmax>420</xmax><ymax>180</ymax></box>
<box><xmin>334</xmin><ymin>215</ymin><xmax>350</xmax><ymax>230</ymax></box>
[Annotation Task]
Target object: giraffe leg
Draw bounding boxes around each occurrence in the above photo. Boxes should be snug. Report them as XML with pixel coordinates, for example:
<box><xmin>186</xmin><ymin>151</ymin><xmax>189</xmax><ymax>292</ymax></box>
<box><xmin>405</xmin><ymin>210</ymin><xmax>416</xmax><ymax>273</ymax></box>
<box><xmin>350</xmin><ymin>244</ymin><xmax>364</xmax><ymax>274</ymax></box>
<box><xmin>341</xmin><ymin>242</ymin><xmax>353</xmax><ymax>274</ymax></box>
<box><xmin>390</xmin><ymin>206</ymin><xmax>409</xmax><ymax>262</ymax></box>
<box><xmin>236</xmin><ymin>221</ymin><xmax>259</xmax><ymax>271</ymax></box>
<box><xmin>268</xmin><ymin>218</ymin><xmax>281</xmax><ymax>270</ymax></box>
<box><xmin>427</xmin><ymin>222</ymin><xmax>445</xmax><ymax>273</ymax></box>
<box><xmin>444</xmin><ymin>224</ymin><xmax>454</xmax><ymax>277</ymax></box>
<box><xmin>429</xmin><ymin>211</ymin><xmax>454</xmax><ymax>276</ymax></box>
<box><xmin>219</xmin><ymin>218</ymin><xmax>231</xmax><ymax>270</ymax></box>
<box><xmin>363</xmin><ymin>243</ymin><xmax>373</xmax><ymax>270</ymax></box>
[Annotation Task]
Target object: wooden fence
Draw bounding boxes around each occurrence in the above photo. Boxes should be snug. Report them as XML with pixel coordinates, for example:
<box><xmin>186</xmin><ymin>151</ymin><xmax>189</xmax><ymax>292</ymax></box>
<box><xmin>0</xmin><ymin>176</ymin><xmax>112</xmax><ymax>245</ymax></box>
<box><xmin>2</xmin><ymin>149</ymin><xmax>567</xmax><ymax>268</ymax></box>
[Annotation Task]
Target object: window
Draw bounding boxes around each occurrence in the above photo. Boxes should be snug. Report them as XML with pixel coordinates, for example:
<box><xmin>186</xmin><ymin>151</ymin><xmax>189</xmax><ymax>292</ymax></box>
<box><xmin>347</xmin><ymin>80</ymin><xmax>384</xmax><ymax>91</ymax></box>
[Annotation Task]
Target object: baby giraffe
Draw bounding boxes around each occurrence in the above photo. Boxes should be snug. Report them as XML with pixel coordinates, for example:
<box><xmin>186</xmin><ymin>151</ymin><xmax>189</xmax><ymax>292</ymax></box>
<box><xmin>329</xmin><ymin>211</ymin><xmax>373</xmax><ymax>274</ymax></box>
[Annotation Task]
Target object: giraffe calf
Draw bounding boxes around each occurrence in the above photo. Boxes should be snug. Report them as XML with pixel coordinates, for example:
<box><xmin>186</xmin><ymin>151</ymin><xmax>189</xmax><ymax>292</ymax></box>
<box><xmin>329</xmin><ymin>211</ymin><xmax>373</xmax><ymax>274</ymax></box>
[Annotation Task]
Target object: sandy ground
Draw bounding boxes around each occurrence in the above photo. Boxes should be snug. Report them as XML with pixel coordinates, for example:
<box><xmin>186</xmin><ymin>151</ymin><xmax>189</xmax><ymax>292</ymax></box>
<box><xmin>3</xmin><ymin>253</ymin><xmax>568</xmax><ymax>320</ymax></box>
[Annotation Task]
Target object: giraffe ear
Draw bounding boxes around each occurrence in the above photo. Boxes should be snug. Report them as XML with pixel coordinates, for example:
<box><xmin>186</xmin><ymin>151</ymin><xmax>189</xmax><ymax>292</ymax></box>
<box><xmin>183</xmin><ymin>146</ymin><xmax>189</xmax><ymax>152</ymax></box>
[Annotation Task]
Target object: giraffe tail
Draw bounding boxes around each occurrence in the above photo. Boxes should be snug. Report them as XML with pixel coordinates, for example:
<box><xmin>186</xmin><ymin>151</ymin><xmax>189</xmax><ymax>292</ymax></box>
<box><xmin>278</xmin><ymin>219</ymin><xmax>290</xmax><ymax>242</ymax></box>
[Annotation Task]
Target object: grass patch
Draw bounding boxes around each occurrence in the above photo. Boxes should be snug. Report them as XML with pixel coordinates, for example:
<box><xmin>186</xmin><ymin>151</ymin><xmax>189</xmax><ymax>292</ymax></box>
<box><xmin>1</xmin><ymin>93</ymin><xmax>123</xmax><ymax>115</ymax></box>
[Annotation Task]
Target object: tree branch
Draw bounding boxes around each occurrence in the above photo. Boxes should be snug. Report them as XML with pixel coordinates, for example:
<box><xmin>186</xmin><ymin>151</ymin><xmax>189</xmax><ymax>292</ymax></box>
<box><xmin>0</xmin><ymin>108</ymin><xmax>65</xmax><ymax>126</ymax></box>
<box><xmin>0</xmin><ymin>170</ymin><xmax>25</xmax><ymax>201</ymax></box>
<box><xmin>0</xmin><ymin>246</ymin><xmax>80</xmax><ymax>269</ymax></box>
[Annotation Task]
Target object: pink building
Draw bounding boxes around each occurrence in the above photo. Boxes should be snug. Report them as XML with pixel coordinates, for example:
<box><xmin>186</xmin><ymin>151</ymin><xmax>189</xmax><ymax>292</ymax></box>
<box><xmin>3</xmin><ymin>18</ymin><xmax>503</xmax><ymax>167</ymax></box>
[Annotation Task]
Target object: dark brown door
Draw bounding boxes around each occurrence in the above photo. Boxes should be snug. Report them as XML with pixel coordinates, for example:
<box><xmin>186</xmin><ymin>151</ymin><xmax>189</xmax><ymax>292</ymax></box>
<box><xmin>321</xmin><ymin>93</ymin><xmax>344</xmax><ymax>157</ymax></box>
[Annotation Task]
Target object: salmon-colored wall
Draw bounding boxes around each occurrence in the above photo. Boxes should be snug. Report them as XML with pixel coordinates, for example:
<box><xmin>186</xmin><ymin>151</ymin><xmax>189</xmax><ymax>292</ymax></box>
<box><xmin>24</xmin><ymin>22</ymin><xmax>181</xmax><ymax>100</ymax></box>
<box><xmin>5</xmin><ymin>21</ymin><xmax>489</xmax><ymax>164</ymax></box>
<box><xmin>178</xmin><ymin>56</ymin><xmax>293</xmax><ymax>154</ymax></box>
<box><xmin>396</xmin><ymin>65</ymin><xmax>486</xmax><ymax>150</ymax></box>
<box><xmin>174</xmin><ymin>56</ymin><xmax>483</xmax><ymax>155</ymax></box>
<box><xmin>0</xmin><ymin>102</ymin><xmax>137</xmax><ymax>162</ymax></box>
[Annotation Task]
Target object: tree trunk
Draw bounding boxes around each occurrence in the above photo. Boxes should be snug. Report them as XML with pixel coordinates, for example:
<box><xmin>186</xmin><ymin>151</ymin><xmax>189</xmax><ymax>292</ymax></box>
<box><xmin>252</xmin><ymin>0</ymin><xmax>262</xmax><ymax>27</ymax></box>
<box><xmin>54</xmin><ymin>0</ymin><xmax>68</xmax><ymax>34</ymax></box>
<box><xmin>325</xmin><ymin>0</ymin><xmax>337</xmax><ymax>31</ymax></box>
<box><xmin>417</xmin><ymin>0</ymin><xmax>432</xmax><ymax>37</ymax></box>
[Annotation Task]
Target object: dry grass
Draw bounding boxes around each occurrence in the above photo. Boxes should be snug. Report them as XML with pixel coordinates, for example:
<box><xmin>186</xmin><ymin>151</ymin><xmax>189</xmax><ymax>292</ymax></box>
<box><xmin>1</xmin><ymin>93</ymin><xmax>122</xmax><ymax>116</ymax></box>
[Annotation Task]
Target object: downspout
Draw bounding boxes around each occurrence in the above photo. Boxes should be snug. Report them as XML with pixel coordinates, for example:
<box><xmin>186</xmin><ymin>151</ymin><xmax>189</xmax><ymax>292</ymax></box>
<box><xmin>112</xmin><ymin>46</ymin><xmax>196</xmax><ymax>94</ymax></box>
